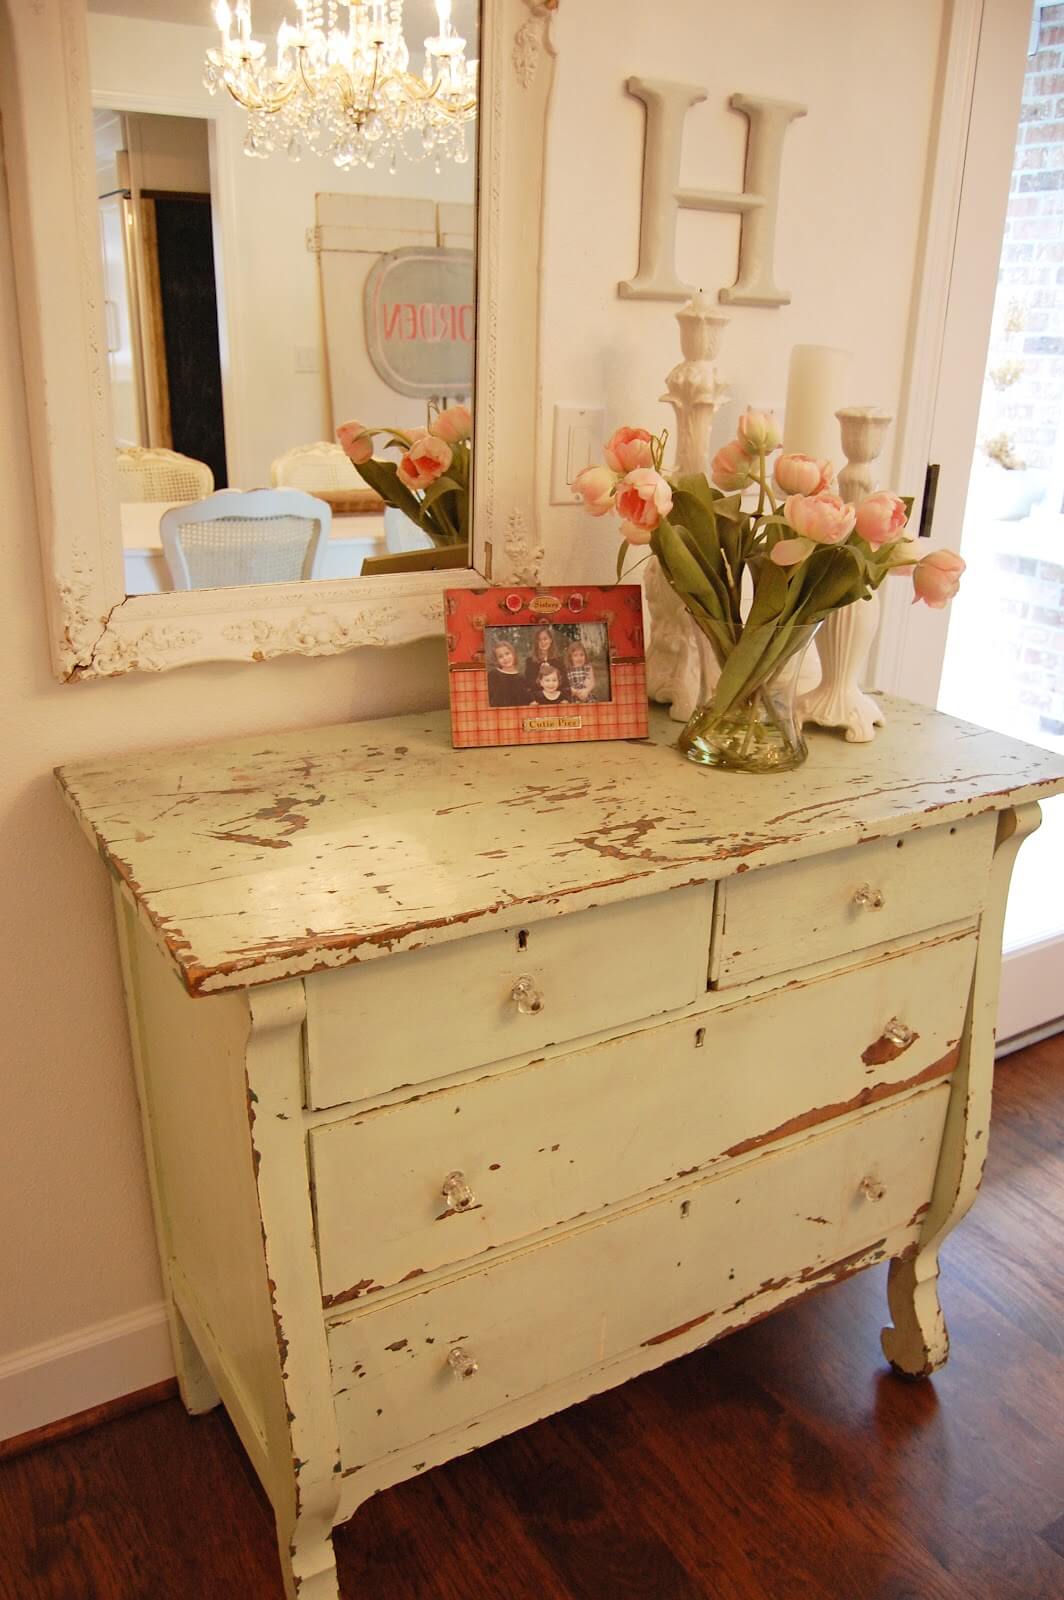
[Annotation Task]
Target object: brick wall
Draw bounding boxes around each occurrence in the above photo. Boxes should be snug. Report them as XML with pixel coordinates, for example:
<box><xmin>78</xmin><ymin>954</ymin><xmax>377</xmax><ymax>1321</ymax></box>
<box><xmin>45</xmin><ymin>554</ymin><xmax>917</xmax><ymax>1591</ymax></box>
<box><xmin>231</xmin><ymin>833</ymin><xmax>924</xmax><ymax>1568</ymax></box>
<box><xmin>992</xmin><ymin>552</ymin><xmax>1064</xmax><ymax>737</ymax></box>
<box><xmin>958</xmin><ymin>6</ymin><xmax>1064</xmax><ymax>748</ymax></box>
<box><xmin>979</xmin><ymin>4</ymin><xmax>1064</xmax><ymax>473</ymax></box>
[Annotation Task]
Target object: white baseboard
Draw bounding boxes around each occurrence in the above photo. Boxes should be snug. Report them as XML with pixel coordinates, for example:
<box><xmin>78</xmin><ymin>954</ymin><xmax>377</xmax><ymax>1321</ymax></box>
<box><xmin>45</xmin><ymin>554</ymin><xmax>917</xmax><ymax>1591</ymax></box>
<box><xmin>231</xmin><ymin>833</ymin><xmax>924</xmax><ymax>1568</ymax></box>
<box><xmin>998</xmin><ymin>935</ymin><xmax>1064</xmax><ymax>1048</ymax></box>
<box><xmin>0</xmin><ymin>1301</ymin><xmax>174</xmax><ymax>1443</ymax></box>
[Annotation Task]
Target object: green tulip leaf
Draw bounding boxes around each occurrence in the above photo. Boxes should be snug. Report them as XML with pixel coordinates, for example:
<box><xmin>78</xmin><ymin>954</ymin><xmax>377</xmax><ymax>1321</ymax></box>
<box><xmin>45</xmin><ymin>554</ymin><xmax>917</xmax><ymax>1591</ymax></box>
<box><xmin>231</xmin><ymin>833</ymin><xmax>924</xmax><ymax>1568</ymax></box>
<box><xmin>711</xmin><ymin>620</ymin><xmax>781</xmax><ymax>718</ymax></box>
<box><xmin>672</xmin><ymin>474</ymin><xmax>721</xmax><ymax>514</ymax></box>
<box><xmin>656</xmin><ymin>520</ymin><xmax>725</xmax><ymax>619</ymax></box>
<box><xmin>669</xmin><ymin>489</ymin><xmax>722</xmax><ymax>562</ymax></box>
<box><xmin>420</xmin><ymin>475</ymin><xmax>462</xmax><ymax>510</ymax></box>
<box><xmin>351</xmin><ymin>457</ymin><xmax>422</xmax><ymax>521</ymax></box>
<box><xmin>743</xmin><ymin>555</ymin><xmax>790</xmax><ymax>629</ymax></box>
<box><xmin>654</xmin><ymin>522</ymin><xmax>735</xmax><ymax>656</ymax></box>
<box><xmin>711</xmin><ymin>491</ymin><xmax>746</xmax><ymax>523</ymax></box>
<box><xmin>675</xmin><ymin>523</ymin><xmax>735</xmax><ymax>620</ymax></box>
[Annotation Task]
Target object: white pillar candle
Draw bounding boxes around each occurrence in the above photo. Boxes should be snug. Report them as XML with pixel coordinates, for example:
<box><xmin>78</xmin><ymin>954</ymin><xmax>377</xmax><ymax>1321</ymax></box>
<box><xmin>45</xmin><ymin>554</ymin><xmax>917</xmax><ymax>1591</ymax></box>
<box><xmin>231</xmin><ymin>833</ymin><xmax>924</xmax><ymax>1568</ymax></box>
<box><xmin>783</xmin><ymin>345</ymin><xmax>852</xmax><ymax>464</ymax></box>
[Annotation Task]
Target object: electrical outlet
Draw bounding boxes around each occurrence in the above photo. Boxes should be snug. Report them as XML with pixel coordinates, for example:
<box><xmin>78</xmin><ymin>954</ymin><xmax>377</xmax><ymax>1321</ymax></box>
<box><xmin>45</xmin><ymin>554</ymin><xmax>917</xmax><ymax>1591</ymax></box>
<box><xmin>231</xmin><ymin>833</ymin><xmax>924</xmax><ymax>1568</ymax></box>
<box><xmin>550</xmin><ymin>405</ymin><xmax>605</xmax><ymax>505</ymax></box>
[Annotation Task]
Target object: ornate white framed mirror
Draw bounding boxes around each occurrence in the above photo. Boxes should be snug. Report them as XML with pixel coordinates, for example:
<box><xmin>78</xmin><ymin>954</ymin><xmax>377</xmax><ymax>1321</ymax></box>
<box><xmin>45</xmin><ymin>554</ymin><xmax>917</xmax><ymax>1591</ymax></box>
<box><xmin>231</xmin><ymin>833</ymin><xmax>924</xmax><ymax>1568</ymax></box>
<box><xmin>1</xmin><ymin>0</ymin><xmax>554</xmax><ymax>678</ymax></box>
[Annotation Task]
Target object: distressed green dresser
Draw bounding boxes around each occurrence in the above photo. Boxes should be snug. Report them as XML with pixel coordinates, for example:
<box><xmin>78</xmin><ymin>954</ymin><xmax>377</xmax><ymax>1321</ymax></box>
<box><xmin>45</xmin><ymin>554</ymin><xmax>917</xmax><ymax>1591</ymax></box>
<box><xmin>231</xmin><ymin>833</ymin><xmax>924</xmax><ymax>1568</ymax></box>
<box><xmin>57</xmin><ymin>701</ymin><xmax>1064</xmax><ymax>1600</ymax></box>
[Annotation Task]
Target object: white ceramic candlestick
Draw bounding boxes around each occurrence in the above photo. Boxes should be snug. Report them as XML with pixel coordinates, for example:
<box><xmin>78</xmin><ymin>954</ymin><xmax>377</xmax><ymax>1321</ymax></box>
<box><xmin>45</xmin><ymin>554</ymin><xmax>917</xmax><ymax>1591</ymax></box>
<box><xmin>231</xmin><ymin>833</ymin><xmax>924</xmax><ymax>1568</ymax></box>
<box><xmin>644</xmin><ymin>293</ymin><xmax>729</xmax><ymax>723</ymax></box>
<box><xmin>662</xmin><ymin>293</ymin><xmax>730</xmax><ymax>471</ymax></box>
<box><xmin>783</xmin><ymin>345</ymin><xmax>852</xmax><ymax>462</ymax></box>
<box><xmin>798</xmin><ymin>406</ymin><xmax>893</xmax><ymax>743</ymax></box>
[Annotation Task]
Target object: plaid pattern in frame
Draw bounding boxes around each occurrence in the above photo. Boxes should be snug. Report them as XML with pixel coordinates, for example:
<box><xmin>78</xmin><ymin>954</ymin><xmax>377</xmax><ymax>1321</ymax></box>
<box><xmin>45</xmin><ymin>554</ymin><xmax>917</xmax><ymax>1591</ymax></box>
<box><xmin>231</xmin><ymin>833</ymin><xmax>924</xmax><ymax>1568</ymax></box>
<box><xmin>445</xmin><ymin>586</ymin><xmax>649</xmax><ymax>750</ymax></box>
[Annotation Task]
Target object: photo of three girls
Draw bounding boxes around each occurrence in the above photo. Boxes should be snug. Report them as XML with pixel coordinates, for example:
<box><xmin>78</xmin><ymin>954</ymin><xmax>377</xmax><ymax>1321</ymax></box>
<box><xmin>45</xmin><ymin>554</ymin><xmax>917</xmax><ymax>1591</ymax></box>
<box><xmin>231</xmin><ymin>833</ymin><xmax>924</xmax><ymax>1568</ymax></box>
<box><xmin>485</xmin><ymin>622</ymin><xmax>612</xmax><ymax>709</ymax></box>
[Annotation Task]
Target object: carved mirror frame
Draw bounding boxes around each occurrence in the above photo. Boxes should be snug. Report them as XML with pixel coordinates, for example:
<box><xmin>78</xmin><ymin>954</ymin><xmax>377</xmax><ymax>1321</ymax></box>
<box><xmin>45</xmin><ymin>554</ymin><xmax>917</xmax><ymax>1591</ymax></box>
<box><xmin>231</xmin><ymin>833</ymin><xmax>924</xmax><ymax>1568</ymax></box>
<box><xmin>2</xmin><ymin>0</ymin><xmax>556</xmax><ymax>679</ymax></box>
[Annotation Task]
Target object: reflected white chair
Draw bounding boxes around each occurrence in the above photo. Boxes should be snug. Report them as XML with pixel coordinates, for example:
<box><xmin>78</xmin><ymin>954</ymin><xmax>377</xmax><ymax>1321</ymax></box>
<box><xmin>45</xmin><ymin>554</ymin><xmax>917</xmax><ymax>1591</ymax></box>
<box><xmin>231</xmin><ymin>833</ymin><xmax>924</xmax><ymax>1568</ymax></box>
<box><xmin>160</xmin><ymin>489</ymin><xmax>330</xmax><ymax>589</ymax></box>
<box><xmin>270</xmin><ymin>441</ymin><xmax>363</xmax><ymax>493</ymax></box>
<box><xmin>115</xmin><ymin>445</ymin><xmax>214</xmax><ymax>503</ymax></box>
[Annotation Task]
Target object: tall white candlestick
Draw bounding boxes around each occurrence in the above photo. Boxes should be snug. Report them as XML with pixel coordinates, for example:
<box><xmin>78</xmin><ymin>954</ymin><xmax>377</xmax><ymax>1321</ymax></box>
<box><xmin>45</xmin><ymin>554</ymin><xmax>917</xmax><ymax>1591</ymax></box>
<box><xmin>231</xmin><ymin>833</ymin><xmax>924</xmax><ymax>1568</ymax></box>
<box><xmin>783</xmin><ymin>345</ymin><xmax>852</xmax><ymax>464</ymax></box>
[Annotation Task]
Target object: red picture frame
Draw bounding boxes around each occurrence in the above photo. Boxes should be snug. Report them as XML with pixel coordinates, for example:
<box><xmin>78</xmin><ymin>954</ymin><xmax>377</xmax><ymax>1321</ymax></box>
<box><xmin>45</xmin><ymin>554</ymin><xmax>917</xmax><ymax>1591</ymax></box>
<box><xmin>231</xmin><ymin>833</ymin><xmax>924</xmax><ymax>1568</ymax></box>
<box><xmin>444</xmin><ymin>585</ymin><xmax>648</xmax><ymax>749</ymax></box>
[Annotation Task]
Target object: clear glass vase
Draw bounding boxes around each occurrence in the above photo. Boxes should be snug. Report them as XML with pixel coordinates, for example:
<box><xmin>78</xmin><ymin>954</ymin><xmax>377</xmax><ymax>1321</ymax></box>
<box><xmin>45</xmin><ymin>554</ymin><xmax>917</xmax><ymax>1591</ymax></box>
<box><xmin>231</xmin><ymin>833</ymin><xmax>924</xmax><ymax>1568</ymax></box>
<box><xmin>677</xmin><ymin>624</ymin><xmax>819</xmax><ymax>774</ymax></box>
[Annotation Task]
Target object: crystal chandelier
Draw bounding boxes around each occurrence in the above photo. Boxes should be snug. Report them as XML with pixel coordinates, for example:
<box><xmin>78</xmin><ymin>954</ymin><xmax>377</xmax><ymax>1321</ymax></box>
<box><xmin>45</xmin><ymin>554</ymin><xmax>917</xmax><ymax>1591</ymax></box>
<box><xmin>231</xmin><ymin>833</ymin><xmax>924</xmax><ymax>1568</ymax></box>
<box><xmin>204</xmin><ymin>1</ymin><xmax>478</xmax><ymax>171</ymax></box>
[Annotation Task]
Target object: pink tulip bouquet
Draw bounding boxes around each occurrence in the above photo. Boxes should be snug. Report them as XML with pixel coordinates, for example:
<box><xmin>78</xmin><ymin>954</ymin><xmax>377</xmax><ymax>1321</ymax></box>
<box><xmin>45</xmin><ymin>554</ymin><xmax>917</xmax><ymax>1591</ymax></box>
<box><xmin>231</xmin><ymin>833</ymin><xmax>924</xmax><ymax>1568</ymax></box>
<box><xmin>336</xmin><ymin>404</ymin><xmax>472</xmax><ymax>548</ymax></box>
<box><xmin>573</xmin><ymin>414</ymin><xmax>965</xmax><ymax>769</ymax></box>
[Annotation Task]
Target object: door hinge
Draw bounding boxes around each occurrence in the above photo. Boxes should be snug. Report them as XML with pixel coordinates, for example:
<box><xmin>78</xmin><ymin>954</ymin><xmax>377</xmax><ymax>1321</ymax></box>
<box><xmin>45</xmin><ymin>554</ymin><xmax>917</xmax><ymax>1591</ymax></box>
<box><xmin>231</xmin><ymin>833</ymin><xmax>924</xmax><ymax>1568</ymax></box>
<box><xmin>917</xmin><ymin>462</ymin><xmax>940</xmax><ymax>539</ymax></box>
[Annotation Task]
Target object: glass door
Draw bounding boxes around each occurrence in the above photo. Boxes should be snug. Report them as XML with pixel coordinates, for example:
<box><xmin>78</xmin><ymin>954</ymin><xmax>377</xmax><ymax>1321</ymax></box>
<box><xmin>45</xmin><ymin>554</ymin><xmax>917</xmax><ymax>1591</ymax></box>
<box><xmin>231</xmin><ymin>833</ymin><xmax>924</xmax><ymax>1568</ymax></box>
<box><xmin>929</xmin><ymin>0</ymin><xmax>1064</xmax><ymax>1044</ymax></box>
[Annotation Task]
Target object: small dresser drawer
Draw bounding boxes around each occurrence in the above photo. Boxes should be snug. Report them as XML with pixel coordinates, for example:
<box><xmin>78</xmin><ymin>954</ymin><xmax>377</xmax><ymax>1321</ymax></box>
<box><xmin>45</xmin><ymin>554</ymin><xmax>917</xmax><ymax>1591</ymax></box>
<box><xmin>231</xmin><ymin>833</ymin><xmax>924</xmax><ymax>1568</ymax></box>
<box><xmin>711</xmin><ymin>812</ymin><xmax>996</xmax><ymax>986</ymax></box>
<box><xmin>327</xmin><ymin>1081</ymin><xmax>950</xmax><ymax>1472</ymax></box>
<box><xmin>303</xmin><ymin>883</ymin><xmax>713</xmax><ymax>1110</ymax></box>
<box><xmin>310</xmin><ymin>931</ymin><xmax>974</xmax><ymax>1305</ymax></box>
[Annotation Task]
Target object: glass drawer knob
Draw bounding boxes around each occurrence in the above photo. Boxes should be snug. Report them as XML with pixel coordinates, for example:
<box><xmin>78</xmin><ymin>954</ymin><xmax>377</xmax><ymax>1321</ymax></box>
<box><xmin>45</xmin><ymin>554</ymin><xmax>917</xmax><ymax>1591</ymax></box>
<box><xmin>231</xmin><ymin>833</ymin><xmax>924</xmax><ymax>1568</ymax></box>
<box><xmin>860</xmin><ymin>1174</ymin><xmax>886</xmax><ymax>1202</ymax></box>
<box><xmin>510</xmin><ymin>974</ymin><xmax>544</xmax><ymax>1015</ymax></box>
<box><xmin>448</xmin><ymin>1346</ymin><xmax>479</xmax><ymax>1380</ymax></box>
<box><xmin>441</xmin><ymin>1170</ymin><xmax>476</xmax><ymax>1212</ymax></box>
<box><xmin>883</xmin><ymin>1018</ymin><xmax>915</xmax><ymax>1048</ymax></box>
<box><xmin>853</xmin><ymin>883</ymin><xmax>886</xmax><ymax>910</ymax></box>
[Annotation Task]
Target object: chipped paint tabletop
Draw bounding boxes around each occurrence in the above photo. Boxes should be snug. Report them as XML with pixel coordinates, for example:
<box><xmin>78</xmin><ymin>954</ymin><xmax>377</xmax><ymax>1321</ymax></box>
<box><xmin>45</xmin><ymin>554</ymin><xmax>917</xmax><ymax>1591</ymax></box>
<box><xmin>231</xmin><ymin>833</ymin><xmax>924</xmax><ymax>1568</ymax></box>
<box><xmin>56</xmin><ymin>701</ymin><xmax>1064</xmax><ymax>996</ymax></box>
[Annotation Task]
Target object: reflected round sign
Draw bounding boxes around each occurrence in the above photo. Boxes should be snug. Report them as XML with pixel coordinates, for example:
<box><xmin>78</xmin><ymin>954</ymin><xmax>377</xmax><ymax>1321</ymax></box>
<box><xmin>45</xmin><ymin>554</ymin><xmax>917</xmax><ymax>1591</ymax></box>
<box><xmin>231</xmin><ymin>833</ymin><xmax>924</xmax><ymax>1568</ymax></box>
<box><xmin>364</xmin><ymin>246</ymin><xmax>475</xmax><ymax>399</ymax></box>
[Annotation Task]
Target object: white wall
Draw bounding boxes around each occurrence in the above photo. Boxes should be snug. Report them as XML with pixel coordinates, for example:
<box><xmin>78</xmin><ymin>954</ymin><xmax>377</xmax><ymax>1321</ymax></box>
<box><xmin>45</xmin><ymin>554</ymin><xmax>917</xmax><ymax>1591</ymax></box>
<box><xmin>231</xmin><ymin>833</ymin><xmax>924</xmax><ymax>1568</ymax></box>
<box><xmin>88</xmin><ymin>12</ymin><xmax>477</xmax><ymax>487</ymax></box>
<box><xmin>0</xmin><ymin>142</ymin><xmax>448</xmax><ymax>1436</ymax></box>
<box><xmin>1</xmin><ymin>0</ymin><xmax>946</xmax><ymax>1439</ymax></box>
<box><xmin>541</xmin><ymin>0</ymin><xmax>944</xmax><ymax>582</ymax></box>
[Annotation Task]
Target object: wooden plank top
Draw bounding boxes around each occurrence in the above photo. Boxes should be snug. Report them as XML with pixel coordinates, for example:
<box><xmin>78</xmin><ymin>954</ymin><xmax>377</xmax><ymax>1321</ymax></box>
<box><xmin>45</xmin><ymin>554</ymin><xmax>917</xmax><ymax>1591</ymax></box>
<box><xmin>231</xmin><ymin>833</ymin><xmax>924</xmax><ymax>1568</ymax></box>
<box><xmin>56</xmin><ymin>701</ymin><xmax>1064</xmax><ymax>996</ymax></box>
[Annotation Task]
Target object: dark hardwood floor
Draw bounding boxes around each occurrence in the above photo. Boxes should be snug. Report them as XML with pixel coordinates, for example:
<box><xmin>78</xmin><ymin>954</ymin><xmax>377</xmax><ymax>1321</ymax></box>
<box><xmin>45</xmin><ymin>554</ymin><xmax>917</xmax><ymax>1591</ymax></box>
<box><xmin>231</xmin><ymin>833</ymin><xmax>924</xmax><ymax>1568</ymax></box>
<box><xmin>2</xmin><ymin>1035</ymin><xmax>1061</xmax><ymax>1600</ymax></box>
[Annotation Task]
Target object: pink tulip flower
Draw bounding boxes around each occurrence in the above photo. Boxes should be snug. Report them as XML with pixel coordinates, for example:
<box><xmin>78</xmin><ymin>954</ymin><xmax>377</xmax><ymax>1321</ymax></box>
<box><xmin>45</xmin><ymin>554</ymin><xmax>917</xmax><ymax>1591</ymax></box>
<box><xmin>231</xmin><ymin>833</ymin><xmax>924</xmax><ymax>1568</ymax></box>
<box><xmin>711</xmin><ymin>440</ymin><xmax>753</xmax><ymax>491</ymax></box>
<box><xmin>397</xmin><ymin>433</ymin><xmax>453</xmax><ymax>491</ymax></box>
<box><xmin>783</xmin><ymin>491</ymin><xmax>857</xmax><ymax>545</ymax></box>
<box><xmin>855</xmin><ymin>491</ymin><xmax>909</xmax><ymax>547</ymax></box>
<box><xmin>913</xmin><ymin>548</ymin><xmax>965</xmax><ymax>608</ymax></box>
<box><xmin>736</xmin><ymin>409</ymin><xmax>781</xmax><ymax>456</ymax></box>
<box><xmin>614</xmin><ymin>468</ymin><xmax>673</xmax><ymax>543</ymax></box>
<box><xmin>431</xmin><ymin>404</ymin><xmax>472</xmax><ymax>444</ymax></box>
<box><xmin>604</xmin><ymin>426</ymin><xmax>656</xmax><ymax>474</ymax></box>
<box><xmin>774</xmin><ymin>452</ymin><xmax>833</xmax><ymax>497</ymax></box>
<box><xmin>336</xmin><ymin>420</ymin><xmax>374</xmax><ymax>465</ymax></box>
<box><xmin>571</xmin><ymin>464</ymin><xmax>617</xmax><ymax>517</ymax></box>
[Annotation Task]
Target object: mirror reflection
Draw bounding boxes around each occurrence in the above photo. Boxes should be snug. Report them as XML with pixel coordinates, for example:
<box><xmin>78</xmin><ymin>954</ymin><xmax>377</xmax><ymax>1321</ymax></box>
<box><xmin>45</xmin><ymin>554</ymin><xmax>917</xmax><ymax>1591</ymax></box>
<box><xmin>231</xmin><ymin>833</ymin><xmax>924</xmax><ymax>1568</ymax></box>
<box><xmin>88</xmin><ymin>0</ymin><xmax>478</xmax><ymax>596</ymax></box>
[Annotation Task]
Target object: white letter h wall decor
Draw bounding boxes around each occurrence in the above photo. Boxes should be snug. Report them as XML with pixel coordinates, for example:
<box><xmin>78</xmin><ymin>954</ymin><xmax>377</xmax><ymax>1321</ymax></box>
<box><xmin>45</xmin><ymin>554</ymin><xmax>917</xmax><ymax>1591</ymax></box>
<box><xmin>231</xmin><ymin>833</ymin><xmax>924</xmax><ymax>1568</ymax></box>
<box><xmin>619</xmin><ymin>80</ymin><xmax>806</xmax><ymax>306</ymax></box>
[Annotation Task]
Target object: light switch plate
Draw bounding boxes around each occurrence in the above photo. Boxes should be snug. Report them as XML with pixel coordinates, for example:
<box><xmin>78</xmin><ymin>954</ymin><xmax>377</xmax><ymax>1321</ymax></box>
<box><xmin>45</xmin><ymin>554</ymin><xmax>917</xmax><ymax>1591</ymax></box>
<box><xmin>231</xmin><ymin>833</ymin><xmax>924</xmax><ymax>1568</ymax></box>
<box><xmin>550</xmin><ymin>405</ymin><xmax>605</xmax><ymax>505</ymax></box>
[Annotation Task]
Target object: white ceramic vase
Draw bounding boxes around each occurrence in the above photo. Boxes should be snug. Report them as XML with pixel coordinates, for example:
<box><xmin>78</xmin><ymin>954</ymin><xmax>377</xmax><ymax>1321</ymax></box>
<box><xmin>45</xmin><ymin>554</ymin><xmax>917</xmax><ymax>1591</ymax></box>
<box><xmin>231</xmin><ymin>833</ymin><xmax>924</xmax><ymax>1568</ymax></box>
<box><xmin>644</xmin><ymin>294</ymin><xmax>729</xmax><ymax>722</ymax></box>
<box><xmin>643</xmin><ymin>556</ymin><xmax>718</xmax><ymax>725</ymax></box>
<box><xmin>797</xmin><ymin>589</ymin><xmax>884</xmax><ymax>743</ymax></box>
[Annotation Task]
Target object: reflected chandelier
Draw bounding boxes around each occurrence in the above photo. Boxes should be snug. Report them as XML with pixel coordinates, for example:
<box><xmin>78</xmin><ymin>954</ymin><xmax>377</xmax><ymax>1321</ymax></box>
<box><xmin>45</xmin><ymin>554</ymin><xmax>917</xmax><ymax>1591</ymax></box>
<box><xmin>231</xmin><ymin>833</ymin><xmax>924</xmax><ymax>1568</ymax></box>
<box><xmin>204</xmin><ymin>0</ymin><xmax>478</xmax><ymax>170</ymax></box>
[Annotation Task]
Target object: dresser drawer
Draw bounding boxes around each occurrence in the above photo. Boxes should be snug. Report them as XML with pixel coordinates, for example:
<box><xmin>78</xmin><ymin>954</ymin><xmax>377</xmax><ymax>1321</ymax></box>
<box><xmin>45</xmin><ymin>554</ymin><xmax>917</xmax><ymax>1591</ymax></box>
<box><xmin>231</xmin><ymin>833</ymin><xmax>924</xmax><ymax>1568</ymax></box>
<box><xmin>303</xmin><ymin>883</ymin><xmax>713</xmax><ymax>1110</ymax></box>
<box><xmin>310</xmin><ymin>931</ymin><xmax>973</xmax><ymax>1305</ymax></box>
<box><xmin>711</xmin><ymin>813</ymin><xmax>996</xmax><ymax>986</ymax></box>
<box><xmin>327</xmin><ymin>1081</ymin><xmax>950</xmax><ymax>1471</ymax></box>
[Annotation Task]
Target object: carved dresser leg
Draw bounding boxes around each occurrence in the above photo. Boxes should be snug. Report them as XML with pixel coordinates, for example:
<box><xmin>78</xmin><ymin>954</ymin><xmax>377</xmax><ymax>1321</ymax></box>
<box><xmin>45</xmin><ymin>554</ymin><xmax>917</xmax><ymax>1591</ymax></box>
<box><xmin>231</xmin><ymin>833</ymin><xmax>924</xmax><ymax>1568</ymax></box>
<box><xmin>881</xmin><ymin>804</ymin><xmax>1041</xmax><ymax>1378</ymax></box>
<box><xmin>246</xmin><ymin>983</ymin><xmax>344</xmax><ymax>1600</ymax></box>
<box><xmin>881</xmin><ymin>1254</ymin><xmax>948</xmax><ymax>1378</ymax></box>
<box><xmin>277</xmin><ymin>1519</ymin><xmax>341</xmax><ymax>1600</ymax></box>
